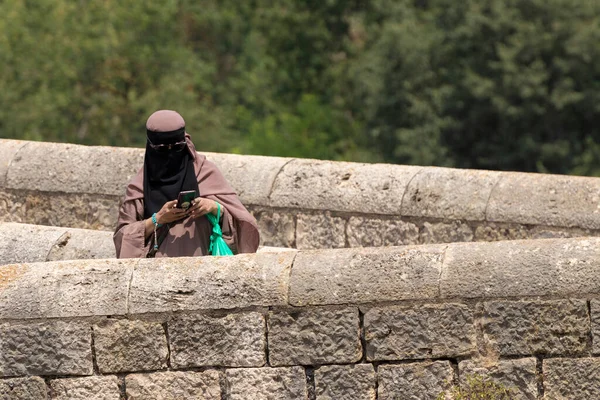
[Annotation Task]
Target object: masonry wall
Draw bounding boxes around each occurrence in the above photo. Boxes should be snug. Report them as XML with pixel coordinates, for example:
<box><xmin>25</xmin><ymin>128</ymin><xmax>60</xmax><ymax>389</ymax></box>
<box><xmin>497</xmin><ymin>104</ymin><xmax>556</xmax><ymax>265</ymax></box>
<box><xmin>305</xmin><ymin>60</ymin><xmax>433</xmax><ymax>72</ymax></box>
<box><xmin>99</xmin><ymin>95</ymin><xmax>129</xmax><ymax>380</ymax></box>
<box><xmin>2</xmin><ymin>238</ymin><xmax>600</xmax><ymax>399</ymax></box>
<box><xmin>2</xmin><ymin>139</ymin><xmax>600</xmax><ymax>249</ymax></box>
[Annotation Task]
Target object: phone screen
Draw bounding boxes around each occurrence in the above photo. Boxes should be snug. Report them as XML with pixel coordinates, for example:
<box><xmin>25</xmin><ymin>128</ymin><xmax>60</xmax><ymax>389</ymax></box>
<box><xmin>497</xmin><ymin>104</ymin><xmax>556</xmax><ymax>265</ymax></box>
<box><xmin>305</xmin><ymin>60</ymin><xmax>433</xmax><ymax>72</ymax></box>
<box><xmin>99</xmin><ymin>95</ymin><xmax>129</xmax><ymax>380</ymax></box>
<box><xmin>176</xmin><ymin>190</ymin><xmax>197</xmax><ymax>210</ymax></box>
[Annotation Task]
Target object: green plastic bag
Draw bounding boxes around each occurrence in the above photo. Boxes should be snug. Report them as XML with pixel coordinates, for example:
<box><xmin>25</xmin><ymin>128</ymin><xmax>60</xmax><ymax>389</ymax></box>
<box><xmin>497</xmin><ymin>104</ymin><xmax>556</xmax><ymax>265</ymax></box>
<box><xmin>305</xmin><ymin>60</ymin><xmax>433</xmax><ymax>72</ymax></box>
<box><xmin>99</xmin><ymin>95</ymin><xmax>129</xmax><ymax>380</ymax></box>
<box><xmin>206</xmin><ymin>203</ymin><xmax>234</xmax><ymax>256</ymax></box>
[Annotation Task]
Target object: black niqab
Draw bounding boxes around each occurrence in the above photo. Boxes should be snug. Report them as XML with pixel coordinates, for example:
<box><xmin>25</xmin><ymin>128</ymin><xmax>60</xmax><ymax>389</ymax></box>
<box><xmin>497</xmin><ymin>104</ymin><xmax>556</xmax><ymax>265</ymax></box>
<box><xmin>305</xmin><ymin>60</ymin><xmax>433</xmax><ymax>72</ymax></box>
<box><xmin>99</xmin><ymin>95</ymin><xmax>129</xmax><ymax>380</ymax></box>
<box><xmin>143</xmin><ymin>127</ymin><xmax>199</xmax><ymax>218</ymax></box>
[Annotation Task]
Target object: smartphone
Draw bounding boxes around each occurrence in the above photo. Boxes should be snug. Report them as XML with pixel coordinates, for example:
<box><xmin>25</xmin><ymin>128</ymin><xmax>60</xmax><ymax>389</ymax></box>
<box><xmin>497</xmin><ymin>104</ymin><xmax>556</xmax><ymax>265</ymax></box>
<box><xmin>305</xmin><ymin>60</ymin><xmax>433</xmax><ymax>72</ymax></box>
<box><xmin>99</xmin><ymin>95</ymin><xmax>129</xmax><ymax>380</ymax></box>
<box><xmin>176</xmin><ymin>190</ymin><xmax>197</xmax><ymax>210</ymax></box>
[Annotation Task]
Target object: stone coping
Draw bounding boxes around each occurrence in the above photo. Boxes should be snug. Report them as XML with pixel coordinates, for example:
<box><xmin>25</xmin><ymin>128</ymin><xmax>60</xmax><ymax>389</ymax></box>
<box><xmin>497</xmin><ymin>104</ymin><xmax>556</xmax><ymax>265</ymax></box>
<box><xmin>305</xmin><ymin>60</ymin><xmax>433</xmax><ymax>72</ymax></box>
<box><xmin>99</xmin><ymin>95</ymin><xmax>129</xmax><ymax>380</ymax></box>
<box><xmin>0</xmin><ymin>222</ymin><xmax>295</xmax><ymax>266</ymax></box>
<box><xmin>2</xmin><ymin>139</ymin><xmax>600</xmax><ymax>229</ymax></box>
<box><xmin>1</xmin><ymin>236</ymin><xmax>599</xmax><ymax>319</ymax></box>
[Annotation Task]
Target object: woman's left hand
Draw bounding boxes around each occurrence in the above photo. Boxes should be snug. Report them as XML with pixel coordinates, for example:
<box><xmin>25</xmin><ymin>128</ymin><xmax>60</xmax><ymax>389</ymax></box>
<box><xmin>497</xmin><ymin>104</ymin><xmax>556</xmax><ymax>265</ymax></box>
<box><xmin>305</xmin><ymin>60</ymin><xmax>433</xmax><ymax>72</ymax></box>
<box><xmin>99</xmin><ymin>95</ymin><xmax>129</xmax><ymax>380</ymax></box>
<box><xmin>187</xmin><ymin>197</ymin><xmax>219</xmax><ymax>219</ymax></box>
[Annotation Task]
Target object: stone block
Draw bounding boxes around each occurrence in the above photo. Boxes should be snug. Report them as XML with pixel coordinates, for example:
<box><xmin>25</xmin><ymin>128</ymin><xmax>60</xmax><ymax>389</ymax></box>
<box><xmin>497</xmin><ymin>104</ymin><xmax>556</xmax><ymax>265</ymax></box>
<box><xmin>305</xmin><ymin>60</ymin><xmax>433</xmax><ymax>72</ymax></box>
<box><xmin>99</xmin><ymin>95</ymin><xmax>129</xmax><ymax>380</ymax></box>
<box><xmin>459</xmin><ymin>358</ymin><xmax>537</xmax><ymax>400</ymax></box>
<box><xmin>480</xmin><ymin>300</ymin><xmax>588</xmax><ymax>356</ymax></box>
<box><xmin>204</xmin><ymin>152</ymin><xmax>289</xmax><ymax>206</ymax></box>
<box><xmin>296</xmin><ymin>212</ymin><xmax>346</xmax><ymax>249</ymax></box>
<box><xmin>268</xmin><ymin>307</ymin><xmax>361</xmax><ymax>366</ymax></box>
<box><xmin>126</xmin><ymin>371</ymin><xmax>221</xmax><ymax>400</ymax></box>
<box><xmin>129</xmin><ymin>252</ymin><xmax>293</xmax><ymax>314</ymax></box>
<box><xmin>402</xmin><ymin>167</ymin><xmax>501</xmax><ymax>221</ymax></box>
<box><xmin>347</xmin><ymin>217</ymin><xmax>419</xmax><ymax>247</ymax></box>
<box><xmin>473</xmin><ymin>222</ymin><xmax>529</xmax><ymax>242</ymax></box>
<box><xmin>290</xmin><ymin>245</ymin><xmax>443</xmax><ymax>306</ymax></box>
<box><xmin>364</xmin><ymin>303</ymin><xmax>475</xmax><ymax>361</ymax></box>
<box><xmin>0</xmin><ymin>223</ymin><xmax>66</xmax><ymax>265</ymax></box>
<box><xmin>252</xmin><ymin>209</ymin><xmax>295</xmax><ymax>248</ymax></box>
<box><xmin>269</xmin><ymin>158</ymin><xmax>420</xmax><ymax>214</ymax></box>
<box><xmin>315</xmin><ymin>364</ymin><xmax>376</xmax><ymax>400</ymax></box>
<box><xmin>544</xmin><ymin>358</ymin><xmax>600</xmax><ymax>399</ymax></box>
<box><xmin>421</xmin><ymin>221</ymin><xmax>474</xmax><ymax>244</ymax></box>
<box><xmin>170</xmin><ymin>312</ymin><xmax>265</xmax><ymax>368</ymax></box>
<box><xmin>0</xmin><ymin>259</ymin><xmax>135</xmax><ymax>319</ymax></box>
<box><xmin>0</xmin><ymin>321</ymin><xmax>92</xmax><ymax>377</ymax></box>
<box><xmin>0</xmin><ymin>376</ymin><xmax>47</xmax><ymax>400</ymax></box>
<box><xmin>377</xmin><ymin>361</ymin><xmax>454</xmax><ymax>400</ymax></box>
<box><xmin>440</xmin><ymin>237</ymin><xmax>600</xmax><ymax>298</ymax></box>
<box><xmin>226</xmin><ymin>366</ymin><xmax>307</xmax><ymax>400</ymax></box>
<box><xmin>46</xmin><ymin>228</ymin><xmax>115</xmax><ymax>261</ymax></box>
<box><xmin>487</xmin><ymin>172</ymin><xmax>600</xmax><ymax>229</ymax></box>
<box><xmin>93</xmin><ymin>319</ymin><xmax>168</xmax><ymax>374</ymax></box>
<box><xmin>5</xmin><ymin>141</ymin><xmax>144</xmax><ymax>196</ymax></box>
<box><xmin>49</xmin><ymin>376</ymin><xmax>121</xmax><ymax>400</ymax></box>
<box><xmin>0</xmin><ymin>140</ymin><xmax>28</xmax><ymax>187</ymax></box>
<box><xmin>528</xmin><ymin>226</ymin><xmax>591</xmax><ymax>240</ymax></box>
<box><xmin>0</xmin><ymin>190</ymin><xmax>119</xmax><ymax>231</ymax></box>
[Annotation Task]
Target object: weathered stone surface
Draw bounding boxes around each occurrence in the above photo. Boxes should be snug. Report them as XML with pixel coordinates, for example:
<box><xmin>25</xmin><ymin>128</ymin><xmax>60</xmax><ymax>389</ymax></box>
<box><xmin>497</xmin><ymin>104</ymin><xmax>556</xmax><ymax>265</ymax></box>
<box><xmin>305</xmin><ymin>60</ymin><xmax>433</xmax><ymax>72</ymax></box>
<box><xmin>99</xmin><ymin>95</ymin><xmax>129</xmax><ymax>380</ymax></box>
<box><xmin>0</xmin><ymin>223</ymin><xmax>66</xmax><ymax>265</ymax></box>
<box><xmin>529</xmin><ymin>226</ymin><xmax>591</xmax><ymax>240</ymax></box>
<box><xmin>256</xmin><ymin>246</ymin><xmax>297</xmax><ymax>253</ymax></box>
<box><xmin>170</xmin><ymin>312</ymin><xmax>265</xmax><ymax>368</ymax></box>
<box><xmin>421</xmin><ymin>221</ymin><xmax>474</xmax><ymax>244</ymax></box>
<box><xmin>296</xmin><ymin>212</ymin><xmax>346</xmax><ymax>249</ymax></box>
<box><xmin>481</xmin><ymin>300</ymin><xmax>588</xmax><ymax>356</ymax></box>
<box><xmin>269</xmin><ymin>158</ymin><xmax>420</xmax><ymax>214</ymax></box>
<box><xmin>402</xmin><ymin>167</ymin><xmax>501</xmax><ymax>221</ymax></box>
<box><xmin>0</xmin><ymin>190</ymin><xmax>119</xmax><ymax>230</ymax></box>
<box><xmin>0</xmin><ymin>259</ymin><xmax>135</xmax><ymax>319</ymax></box>
<box><xmin>226</xmin><ymin>366</ymin><xmax>307</xmax><ymax>400</ymax></box>
<box><xmin>268</xmin><ymin>307</ymin><xmax>361</xmax><ymax>366</ymax></box>
<box><xmin>0</xmin><ymin>376</ymin><xmax>47</xmax><ymax>400</ymax></box>
<box><xmin>473</xmin><ymin>222</ymin><xmax>530</xmax><ymax>242</ymax></box>
<box><xmin>290</xmin><ymin>245</ymin><xmax>443</xmax><ymax>306</ymax></box>
<box><xmin>591</xmin><ymin>300</ymin><xmax>600</xmax><ymax>355</ymax></box>
<box><xmin>129</xmin><ymin>252</ymin><xmax>293</xmax><ymax>314</ymax></box>
<box><xmin>378</xmin><ymin>361</ymin><xmax>454</xmax><ymax>400</ymax></box>
<box><xmin>5</xmin><ymin>141</ymin><xmax>143</xmax><ymax>196</ymax></box>
<box><xmin>487</xmin><ymin>172</ymin><xmax>600</xmax><ymax>229</ymax></box>
<box><xmin>0</xmin><ymin>140</ymin><xmax>28</xmax><ymax>187</ymax></box>
<box><xmin>126</xmin><ymin>371</ymin><xmax>221</xmax><ymax>400</ymax></box>
<box><xmin>459</xmin><ymin>358</ymin><xmax>537</xmax><ymax>400</ymax></box>
<box><xmin>46</xmin><ymin>228</ymin><xmax>115</xmax><ymax>261</ymax></box>
<box><xmin>364</xmin><ymin>303</ymin><xmax>475</xmax><ymax>361</ymax></box>
<box><xmin>544</xmin><ymin>358</ymin><xmax>600</xmax><ymax>399</ymax></box>
<box><xmin>347</xmin><ymin>217</ymin><xmax>419</xmax><ymax>247</ymax></box>
<box><xmin>94</xmin><ymin>319</ymin><xmax>168</xmax><ymax>373</ymax></box>
<box><xmin>315</xmin><ymin>364</ymin><xmax>376</xmax><ymax>400</ymax></box>
<box><xmin>204</xmin><ymin>152</ymin><xmax>289</xmax><ymax>206</ymax></box>
<box><xmin>49</xmin><ymin>376</ymin><xmax>120</xmax><ymax>400</ymax></box>
<box><xmin>0</xmin><ymin>321</ymin><xmax>92</xmax><ymax>377</ymax></box>
<box><xmin>252</xmin><ymin>209</ymin><xmax>296</xmax><ymax>247</ymax></box>
<box><xmin>441</xmin><ymin>237</ymin><xmax>600</xmax><ymax>298</ymax></box>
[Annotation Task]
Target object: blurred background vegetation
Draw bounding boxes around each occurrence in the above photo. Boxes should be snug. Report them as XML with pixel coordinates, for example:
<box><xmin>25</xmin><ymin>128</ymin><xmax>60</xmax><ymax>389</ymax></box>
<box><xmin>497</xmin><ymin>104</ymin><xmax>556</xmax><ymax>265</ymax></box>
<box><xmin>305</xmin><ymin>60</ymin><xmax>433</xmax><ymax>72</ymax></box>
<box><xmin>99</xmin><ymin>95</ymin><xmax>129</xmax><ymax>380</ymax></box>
<box><xmin>1</xmin><ymin>0</ymin><xmax>599</xmax><ymax>175</ymax></box>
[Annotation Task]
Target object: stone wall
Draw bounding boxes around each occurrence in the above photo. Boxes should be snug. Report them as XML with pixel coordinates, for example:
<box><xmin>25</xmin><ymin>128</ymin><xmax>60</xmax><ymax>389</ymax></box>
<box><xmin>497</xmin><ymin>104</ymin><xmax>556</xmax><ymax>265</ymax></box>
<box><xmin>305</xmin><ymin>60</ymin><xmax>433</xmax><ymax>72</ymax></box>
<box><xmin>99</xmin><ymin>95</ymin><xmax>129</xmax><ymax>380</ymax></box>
<box><xmin>0</xmin><ymin>222</ymin><xmax>293</xmax><ymax>266</ymax></box>
<box><xmin>2</xmin><ymin>237</ymin><xmax>600</xmax><ymax>399</ymax></box>
<box><xmin>2</xmin><ymin>139</ymin><xmax>600</xmax><ymax>249</ymax></box>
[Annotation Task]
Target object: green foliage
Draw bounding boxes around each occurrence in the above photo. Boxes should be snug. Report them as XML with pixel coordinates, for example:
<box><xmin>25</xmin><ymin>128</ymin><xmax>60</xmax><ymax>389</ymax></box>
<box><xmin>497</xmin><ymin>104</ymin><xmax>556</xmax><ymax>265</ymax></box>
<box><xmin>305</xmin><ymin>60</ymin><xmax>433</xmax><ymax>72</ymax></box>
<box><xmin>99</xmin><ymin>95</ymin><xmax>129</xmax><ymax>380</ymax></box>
<box><xmin>437</xmin><ymin>375</ymin><xmax>515</xmax><ymax>400</ymax></box>
<box><xmin>1</xmin><ymin>0</ymin><xmax>599</xmax><ymax>175</ymax></box>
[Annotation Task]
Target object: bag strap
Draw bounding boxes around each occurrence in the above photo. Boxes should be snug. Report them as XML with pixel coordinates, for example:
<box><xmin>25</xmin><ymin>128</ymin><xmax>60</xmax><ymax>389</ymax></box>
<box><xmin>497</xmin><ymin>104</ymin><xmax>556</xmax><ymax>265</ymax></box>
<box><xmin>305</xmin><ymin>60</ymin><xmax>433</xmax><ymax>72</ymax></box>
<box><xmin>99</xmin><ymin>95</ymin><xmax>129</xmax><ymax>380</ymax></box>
<box><xmin>146</xmin><ymin>224</ymin><xmax>170</xmax><ymax>258</ymax></box>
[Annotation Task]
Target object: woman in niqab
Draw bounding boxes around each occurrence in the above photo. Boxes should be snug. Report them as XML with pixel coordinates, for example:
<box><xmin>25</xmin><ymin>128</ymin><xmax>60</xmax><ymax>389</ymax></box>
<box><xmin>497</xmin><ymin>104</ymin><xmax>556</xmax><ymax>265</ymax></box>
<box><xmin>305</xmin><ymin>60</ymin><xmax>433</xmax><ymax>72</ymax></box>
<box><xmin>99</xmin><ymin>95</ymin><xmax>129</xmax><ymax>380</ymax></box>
<box><xmin>114</xmin><ymin>110</ymin><xmax>259</xmax><ymax>258</ymax></box>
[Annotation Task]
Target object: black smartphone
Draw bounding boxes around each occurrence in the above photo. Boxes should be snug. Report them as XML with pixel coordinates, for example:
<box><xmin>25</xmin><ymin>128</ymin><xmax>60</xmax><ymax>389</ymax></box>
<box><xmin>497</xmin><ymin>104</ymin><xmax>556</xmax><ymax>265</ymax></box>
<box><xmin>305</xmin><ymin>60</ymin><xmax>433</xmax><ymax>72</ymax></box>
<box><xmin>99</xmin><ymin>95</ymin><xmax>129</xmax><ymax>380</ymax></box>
<box><xmin>176</xmin><ymin>190</ymin><xmax>197</xmax><ymax>210</ymax></box>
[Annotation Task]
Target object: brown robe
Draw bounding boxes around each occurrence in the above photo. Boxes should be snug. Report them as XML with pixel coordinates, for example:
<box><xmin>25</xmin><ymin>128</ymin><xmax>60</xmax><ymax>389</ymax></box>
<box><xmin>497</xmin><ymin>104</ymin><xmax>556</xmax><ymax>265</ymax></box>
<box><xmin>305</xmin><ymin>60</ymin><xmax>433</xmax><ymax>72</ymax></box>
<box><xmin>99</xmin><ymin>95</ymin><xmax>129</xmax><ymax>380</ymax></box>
<box><xmin>114</xmin><ymin>137</ymin><xmax>259</xmax><ymax>258</ymax></box>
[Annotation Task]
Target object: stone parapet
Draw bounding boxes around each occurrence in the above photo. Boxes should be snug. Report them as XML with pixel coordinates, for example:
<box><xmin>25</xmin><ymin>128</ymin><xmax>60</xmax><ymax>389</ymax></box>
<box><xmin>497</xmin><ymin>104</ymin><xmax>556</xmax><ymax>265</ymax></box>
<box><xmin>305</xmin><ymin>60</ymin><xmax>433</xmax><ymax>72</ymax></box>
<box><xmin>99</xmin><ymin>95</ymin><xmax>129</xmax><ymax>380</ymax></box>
<box><xmin>2</xmin><ymin>139</ymin><xmax>600</xmax><ymax>248</ymax></box>
<box><xmin>0</xmin><ymin>222</ymin><xmax>294</xmax><ymax>266</ymax></box>
<box><xmin>2</xmin><ymin>237</ymin><xmax>600</xmax><ymax>318</ymax></box>
<box><xmin>1</xmin><ymin>239</ymin><xmax>600</xmax><ymax>397</ymax></box>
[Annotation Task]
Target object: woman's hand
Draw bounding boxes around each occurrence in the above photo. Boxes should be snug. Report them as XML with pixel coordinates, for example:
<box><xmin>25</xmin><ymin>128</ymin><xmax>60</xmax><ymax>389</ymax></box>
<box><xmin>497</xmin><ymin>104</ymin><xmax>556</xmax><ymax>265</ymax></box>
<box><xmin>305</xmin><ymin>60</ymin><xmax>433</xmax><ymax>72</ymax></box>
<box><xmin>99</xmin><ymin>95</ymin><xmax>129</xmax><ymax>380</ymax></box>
<box><xmin>156</xmin><ymin>200</ymin><xmax>188</xmax><ymax>224</ymax></box>
<box><xmin>187</xmin><ymin>197</ymin><xmax>219</xmax><ymax>219</ymax></box>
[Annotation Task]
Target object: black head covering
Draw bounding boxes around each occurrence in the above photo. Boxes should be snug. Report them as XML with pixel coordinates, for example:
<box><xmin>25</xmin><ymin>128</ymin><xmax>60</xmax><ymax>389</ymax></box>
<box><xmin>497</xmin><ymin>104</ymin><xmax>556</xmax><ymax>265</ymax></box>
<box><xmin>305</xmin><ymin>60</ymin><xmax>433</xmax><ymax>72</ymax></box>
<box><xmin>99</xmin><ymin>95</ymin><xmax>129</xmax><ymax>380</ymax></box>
<box><xmin>143</xmin><ymin>110</ymin><xmax>199</xmax><ymax>218</ymax></box>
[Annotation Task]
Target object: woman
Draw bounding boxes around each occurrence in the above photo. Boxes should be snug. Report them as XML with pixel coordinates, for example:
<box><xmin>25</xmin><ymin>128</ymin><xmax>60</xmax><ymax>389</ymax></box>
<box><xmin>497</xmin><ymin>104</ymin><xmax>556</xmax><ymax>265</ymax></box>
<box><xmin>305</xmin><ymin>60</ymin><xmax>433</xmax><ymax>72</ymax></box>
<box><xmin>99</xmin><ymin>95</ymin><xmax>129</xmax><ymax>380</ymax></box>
<box><xmin>114</xmin><ymin>110</ymin><xmax>259</xmax><ymax>258</ymax></box>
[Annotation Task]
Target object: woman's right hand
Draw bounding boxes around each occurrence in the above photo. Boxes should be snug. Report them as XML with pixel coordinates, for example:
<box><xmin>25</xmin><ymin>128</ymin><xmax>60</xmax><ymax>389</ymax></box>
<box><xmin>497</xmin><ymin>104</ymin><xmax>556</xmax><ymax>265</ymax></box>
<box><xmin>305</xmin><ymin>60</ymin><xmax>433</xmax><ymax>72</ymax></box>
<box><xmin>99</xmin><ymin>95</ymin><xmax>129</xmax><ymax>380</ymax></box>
<box><xmin>156</xmin><ymin>200</ymin><xmax>187</xmax><ymax>224</ymax></box>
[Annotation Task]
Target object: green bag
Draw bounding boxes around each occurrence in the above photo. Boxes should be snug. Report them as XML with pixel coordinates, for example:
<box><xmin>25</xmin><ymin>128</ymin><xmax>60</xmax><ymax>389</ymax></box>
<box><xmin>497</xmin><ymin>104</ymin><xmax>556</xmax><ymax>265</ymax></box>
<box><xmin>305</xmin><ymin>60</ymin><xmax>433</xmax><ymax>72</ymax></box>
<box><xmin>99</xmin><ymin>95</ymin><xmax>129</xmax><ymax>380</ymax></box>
<box><xmin>206</xmin><ymin>203</ymin><xmax>234</xmax><ymax>256</ymax></box>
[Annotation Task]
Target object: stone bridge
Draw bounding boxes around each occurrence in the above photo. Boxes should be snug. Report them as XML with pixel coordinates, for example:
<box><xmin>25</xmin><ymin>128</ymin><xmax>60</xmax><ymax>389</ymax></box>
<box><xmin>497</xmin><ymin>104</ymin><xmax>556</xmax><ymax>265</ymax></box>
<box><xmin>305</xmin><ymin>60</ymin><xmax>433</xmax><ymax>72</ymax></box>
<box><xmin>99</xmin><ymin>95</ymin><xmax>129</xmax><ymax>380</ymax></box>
<box><xmin>1</xmin><ymin>138</ymin><xmax>600</xmax><ymax>399</ymax></box>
